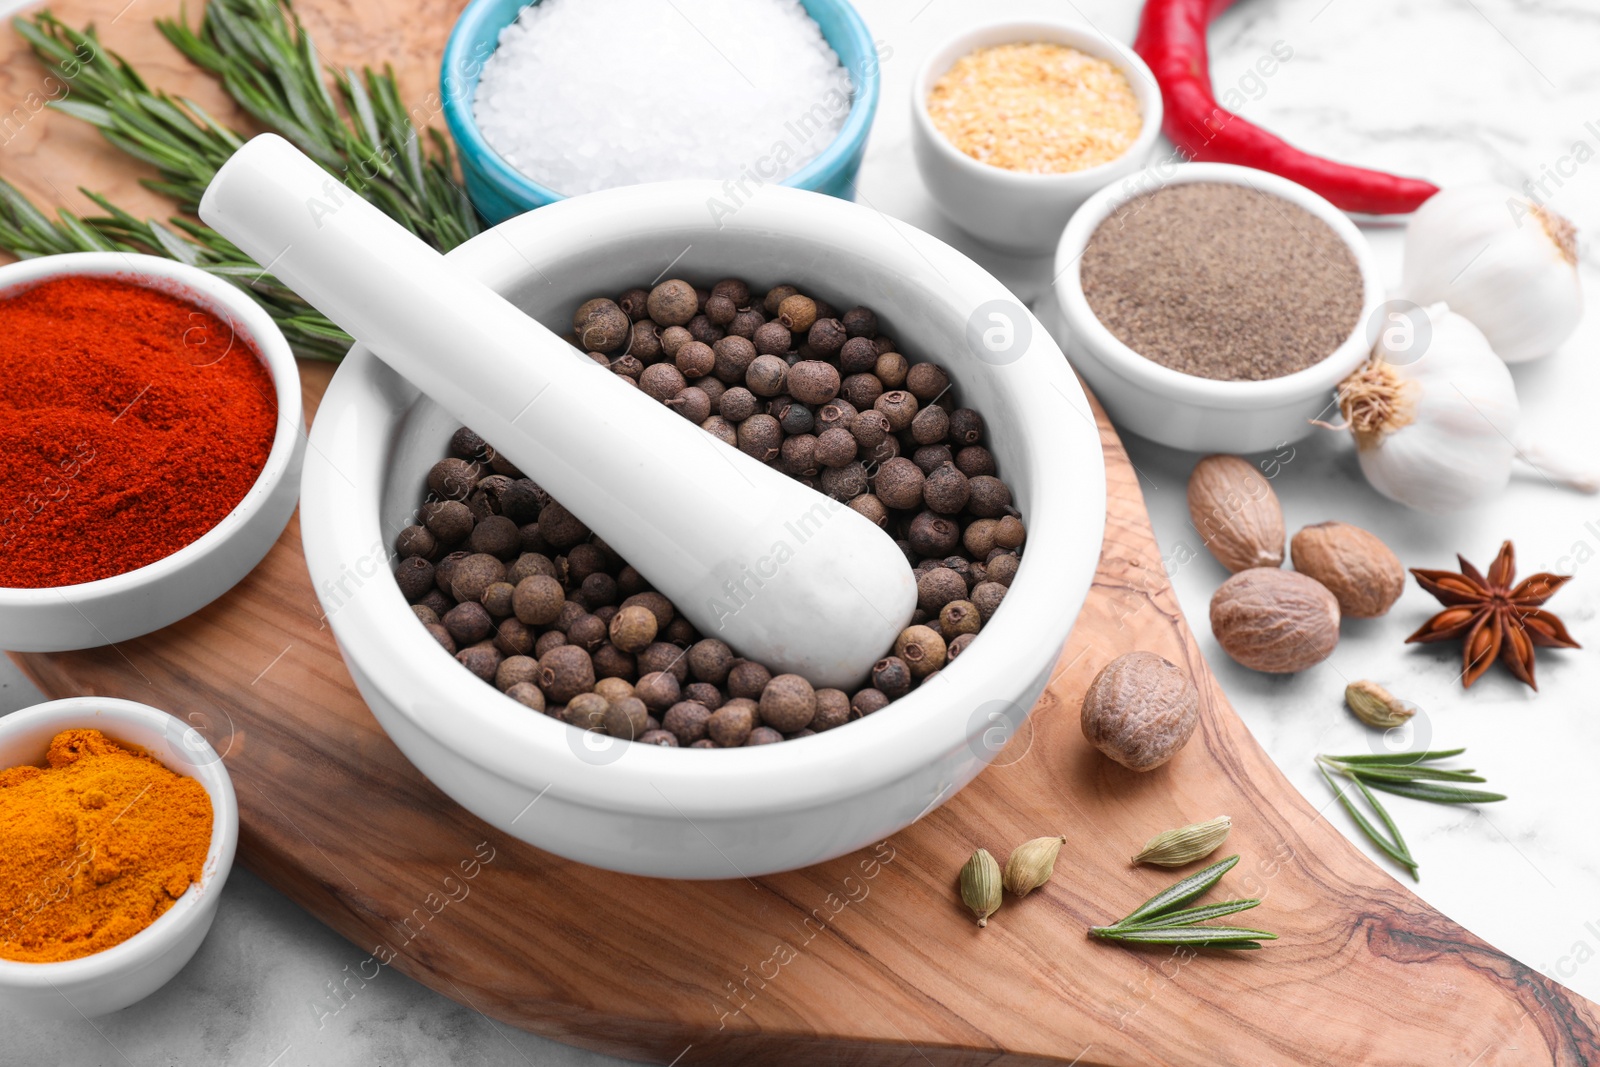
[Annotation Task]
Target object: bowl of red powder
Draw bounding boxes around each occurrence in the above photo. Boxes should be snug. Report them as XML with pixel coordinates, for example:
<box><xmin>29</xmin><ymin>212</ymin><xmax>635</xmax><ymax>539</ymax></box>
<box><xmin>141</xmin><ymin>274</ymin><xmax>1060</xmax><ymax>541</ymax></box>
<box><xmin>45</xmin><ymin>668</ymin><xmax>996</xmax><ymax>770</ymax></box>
<box><xmin>0</xmin><ymin>253</ymin><xmax>304</xmax><ymax>652</ymax></box>
<box><xmin>0</xmin><ymin>696</ymin><xmax>238</xmax><ymax>1018</ymax></box>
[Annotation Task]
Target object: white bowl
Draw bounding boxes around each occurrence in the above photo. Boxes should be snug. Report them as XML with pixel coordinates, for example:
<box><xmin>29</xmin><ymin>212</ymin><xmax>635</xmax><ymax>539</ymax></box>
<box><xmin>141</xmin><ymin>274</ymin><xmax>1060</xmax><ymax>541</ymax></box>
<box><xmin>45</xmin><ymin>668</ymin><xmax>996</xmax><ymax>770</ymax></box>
<box><xmin>1053</xmin><ymin>162</ymin><xmax>1385</xmax><ymax>454</ymax></box>
<box><xmin>0</xmin><ymin>253</ymin><xmax>305</xmax><ymax>652</ymax></box>
<box><xmin>0</xmin><ymin>697</ymin><xmax>237</xmax><ymax>1018</ymax></box>
<box><xmin>911</xmin><ymin>20</ymin><xmax>1164</xmax><ymax>255</ymax></box>
<box><xmin>300</xmin><ymin>181</ymin><xmax>1106</xmax><ymax>879</ymax></box>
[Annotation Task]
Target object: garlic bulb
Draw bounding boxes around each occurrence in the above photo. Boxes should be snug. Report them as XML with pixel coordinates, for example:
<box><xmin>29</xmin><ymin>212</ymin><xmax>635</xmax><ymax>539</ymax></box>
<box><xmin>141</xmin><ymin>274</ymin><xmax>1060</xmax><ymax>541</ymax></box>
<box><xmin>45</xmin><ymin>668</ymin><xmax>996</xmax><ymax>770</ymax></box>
<box><xmin>1401</xmin><ymin>183</ymin><xmax>1581</xmax><ymax>363</ymax></box>
<box><xmin>1336</xmin><ymin>304</ymin><xmax>1519</xmax><ymax>512</ymax></box>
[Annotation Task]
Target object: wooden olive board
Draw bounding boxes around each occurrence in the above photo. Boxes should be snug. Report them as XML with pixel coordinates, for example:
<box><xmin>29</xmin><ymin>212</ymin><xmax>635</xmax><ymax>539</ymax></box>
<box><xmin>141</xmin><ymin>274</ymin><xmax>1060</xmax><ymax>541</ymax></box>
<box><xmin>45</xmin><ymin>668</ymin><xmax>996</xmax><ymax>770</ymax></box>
<box><xmin>5</xmin><ymin>4</ymin><xmax>1598</xmax><ymax>1063</ymax></box>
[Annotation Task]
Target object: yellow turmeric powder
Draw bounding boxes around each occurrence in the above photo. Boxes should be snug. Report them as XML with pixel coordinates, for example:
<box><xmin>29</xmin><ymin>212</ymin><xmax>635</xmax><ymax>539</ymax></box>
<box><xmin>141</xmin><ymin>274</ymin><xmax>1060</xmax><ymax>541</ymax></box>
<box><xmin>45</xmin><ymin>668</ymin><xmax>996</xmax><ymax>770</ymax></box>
<box><xmin>0</xmin><ymin>728</ymin><xmax>212</xmax><ymax>962</ymax></box>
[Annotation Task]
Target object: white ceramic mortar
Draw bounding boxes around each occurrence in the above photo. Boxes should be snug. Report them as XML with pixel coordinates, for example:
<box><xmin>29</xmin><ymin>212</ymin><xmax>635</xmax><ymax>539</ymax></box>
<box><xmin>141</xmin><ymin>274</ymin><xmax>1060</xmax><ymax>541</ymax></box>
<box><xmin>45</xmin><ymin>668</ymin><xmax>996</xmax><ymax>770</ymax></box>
<box><xmin>298</xmin><ymin>181</ymin><xmax>1105</xmax><ymax>878</ymax></box>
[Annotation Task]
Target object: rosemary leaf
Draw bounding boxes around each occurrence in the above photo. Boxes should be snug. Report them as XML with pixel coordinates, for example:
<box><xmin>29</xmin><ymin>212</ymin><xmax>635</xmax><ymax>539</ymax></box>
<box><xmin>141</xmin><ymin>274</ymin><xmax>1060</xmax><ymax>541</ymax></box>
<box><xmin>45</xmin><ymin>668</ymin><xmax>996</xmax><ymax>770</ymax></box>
<box><xmin>1325</xmin><ymin>749</ymin><xmax>1467</xmax><ymax>765</ymax></box>
<box><xmin>1091</xmin><ymin>925</ymin><xmax>1277</xmax><ymax>946</ymax></box>
<box><xmin>1118</xmin><ymin>855</ymin><xmax>1240</xmax><ymax>927</ymax></box>
<box><xmin>1333</xmin><ymin>764</ymin><xmax>1487</xmax><ymax>784</ymax></box>
<box><xmin>1361</xmin><ymin>780</ymin><xmax>1507</xmax><ymax>805</ymax></box>
<box><xmin>1319</xmin><ymin>765</ymin><xmax>1418</xmax><ymax>880</ymax></box>
<box><xmin>1119</xmin><ymin>898</ymin><xmax>1260</xmax><ymax>929</ymax></box>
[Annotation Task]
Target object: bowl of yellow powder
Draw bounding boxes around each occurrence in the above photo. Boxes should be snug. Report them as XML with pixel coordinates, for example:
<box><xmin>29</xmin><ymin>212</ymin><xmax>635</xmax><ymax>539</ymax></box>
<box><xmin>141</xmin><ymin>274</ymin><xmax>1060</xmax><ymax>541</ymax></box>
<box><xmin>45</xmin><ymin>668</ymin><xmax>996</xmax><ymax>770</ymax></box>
<box><xmin>912</xmin><ymin>22</ymin><xmax>1163</xmax><ymax>254</ymax></box>
<box><xmin>0</xmin><ymin>696</ymin><xmax>237</xmax><ymax>1018</ymax></box>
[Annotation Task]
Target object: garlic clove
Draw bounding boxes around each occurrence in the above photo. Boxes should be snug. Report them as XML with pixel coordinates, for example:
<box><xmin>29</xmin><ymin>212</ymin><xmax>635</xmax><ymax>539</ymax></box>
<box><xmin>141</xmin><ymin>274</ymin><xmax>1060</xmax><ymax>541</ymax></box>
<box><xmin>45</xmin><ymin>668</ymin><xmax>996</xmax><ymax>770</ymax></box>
<box><xmin>1401</xmin><ymin>184</ymin><xmax>1582</xmax><ymax>363</ymax></box>
<box><xmin>1338</xmin><ymin>304</ymin><xmax>1520</xmax><ymax>513</ymax></box>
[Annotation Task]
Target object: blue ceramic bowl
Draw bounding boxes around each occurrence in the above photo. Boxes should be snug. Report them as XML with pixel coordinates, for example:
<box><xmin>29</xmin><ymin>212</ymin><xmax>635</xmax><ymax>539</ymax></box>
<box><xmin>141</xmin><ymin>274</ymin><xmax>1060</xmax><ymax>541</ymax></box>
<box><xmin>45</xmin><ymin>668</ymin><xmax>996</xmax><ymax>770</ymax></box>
<box><xmin>441</xmin><ymin>0</ymin><xmax>882</xmax><ymax>224</ymax></box>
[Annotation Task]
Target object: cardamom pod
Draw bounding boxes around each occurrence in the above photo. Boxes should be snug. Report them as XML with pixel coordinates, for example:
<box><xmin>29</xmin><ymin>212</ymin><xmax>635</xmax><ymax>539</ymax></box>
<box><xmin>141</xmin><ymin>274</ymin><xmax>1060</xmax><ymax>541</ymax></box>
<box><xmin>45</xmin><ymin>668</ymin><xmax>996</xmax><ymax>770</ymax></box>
<box><xmin>1344</xmin><ymin>680</ymin><xmax>1415</xmax><ymax>729</ymax></box>
<box><xmin>1132</xmin><ymin>815</ymin><xmax>1232</xmax><ymax>867</ymax></box>
<box><xmin>959</xmin><ymin>848</ymin><xmax>1002</xmax><ymax>927</ymax></box>
<box><xmin>1003</xmin><ymin>835</ymin><xmax>1066</xmax><ymax>897</ymax></box>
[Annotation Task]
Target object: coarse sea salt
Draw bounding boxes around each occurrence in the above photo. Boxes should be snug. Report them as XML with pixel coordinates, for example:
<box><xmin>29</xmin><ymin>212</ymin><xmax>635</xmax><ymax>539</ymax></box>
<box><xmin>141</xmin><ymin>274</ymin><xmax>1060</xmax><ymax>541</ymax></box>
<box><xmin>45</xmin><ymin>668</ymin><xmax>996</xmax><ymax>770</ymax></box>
<box><xmin>472</xmin><ymin>0</ymin><xmax>854</xmax><ymax>196</ymax></box>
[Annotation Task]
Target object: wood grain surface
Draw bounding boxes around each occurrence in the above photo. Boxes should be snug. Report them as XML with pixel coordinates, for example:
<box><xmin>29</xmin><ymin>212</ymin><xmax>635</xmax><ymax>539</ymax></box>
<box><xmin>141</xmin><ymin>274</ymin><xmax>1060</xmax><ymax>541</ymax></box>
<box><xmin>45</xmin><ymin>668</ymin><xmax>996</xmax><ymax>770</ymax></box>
<box><xmin>5</xmin><ymin>3</ymin><xmax>1599</xmax><ymax>1064</ymax></box>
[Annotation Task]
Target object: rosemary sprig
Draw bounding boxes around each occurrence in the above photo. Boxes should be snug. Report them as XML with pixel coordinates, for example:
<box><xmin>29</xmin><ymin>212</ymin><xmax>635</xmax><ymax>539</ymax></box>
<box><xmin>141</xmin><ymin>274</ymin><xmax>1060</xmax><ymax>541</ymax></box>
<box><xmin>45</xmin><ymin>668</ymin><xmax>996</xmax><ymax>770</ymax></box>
<box><xmin>1089</xmin><ymin>855</ymin><xmax>1276</xmax><ymax>950</ymax></box>
<box><xmin>1317</xmin><ymin>749</ymin><xmax>1505</xmax><ymax>881</ymax></box>
<box><xmin>2</xmin><ymin>1</ymin><xmax>481</xmax><ymax>360</ymax></box>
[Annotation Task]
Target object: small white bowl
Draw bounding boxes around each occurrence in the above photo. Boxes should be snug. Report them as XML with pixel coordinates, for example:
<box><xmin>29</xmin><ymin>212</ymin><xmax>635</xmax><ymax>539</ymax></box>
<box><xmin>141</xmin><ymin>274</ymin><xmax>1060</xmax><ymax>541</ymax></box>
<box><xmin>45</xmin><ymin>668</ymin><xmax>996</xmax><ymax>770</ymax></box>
<box><xmin>911</xmin><ymin>21</ymin><xmax>1164</xmax><ymax>255</ymax></box>
<box><xmin>0</xmin><ymin>697</ymin><xmax>238</xmax><ymax>1018</ymax></box>
<box><xmin>1053</xmin><ymin>162</ymin><xmax>1385</xmax><ymax>453</ymax></box>
<box><xmin>0</xmin><ymin>253</ymin><xmax>305</xmax><ymax>652</ymax></box>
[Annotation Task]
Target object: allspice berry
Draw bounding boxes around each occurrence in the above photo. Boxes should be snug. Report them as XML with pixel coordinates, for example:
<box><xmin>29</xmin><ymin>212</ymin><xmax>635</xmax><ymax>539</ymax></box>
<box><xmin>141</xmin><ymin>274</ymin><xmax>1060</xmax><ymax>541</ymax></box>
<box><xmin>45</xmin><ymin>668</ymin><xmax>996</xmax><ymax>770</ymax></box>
<box><xmin>567</xmin><ymin>692</ymin><xmax>610</xmax><ymax>731</ymax></box>
<box><xmin>663</xmin><ymin>701</ymin><xmax>712</xmax><ymax>745</ymax></box>
<box><xmin>451</xmin><ymin>554</ymin><xmax>505</xmax><ymax>603</ymax></box>
<box><xmin>939</xmin><ymin>600</ymin><xmax>981</xmax><ymax>642</ymax></box>
<box><xmin>1080</xmin><ymin>651</ymin><xmax>1201</xmax><ymax>771</ymax></box>
<box><xmin>610</xmin><ymin>604</ymin><xmax>659</xmax><ymax>653</ymax></box>
<box><xmin>874</xmin><ymin>390</ymin><xmax>918</xmax><ymax>432</ymax></box>
<box><xmin>727</xmin><ymin>660</ymin><xmax>772</xmax><ymax>700</ymax></box>
<box><xmin>676</xmin><ymin>339</ymin><xmax>716</xmax><ymax>378</ymax></box>
<box><xmin>737</xmin><ymin>415</ymin><xmax>782</xmax><ymax>462</ymax></box>
<box><xmin>788</xmin><ymin>360</ymin><xmax>841</xmax><ymax>405</ymax></box>
<box><xmin>505</xmin><ymin>682</ymin><xmax>546</xmax><ymax>712</ymax></box>
<box><xmin>904</xmin><ymin>362</ymin><xmax>950</xmax><ymax>403</ymax></box>
<box><xmin>635</xmin><ymin>670</ymin><xmax>682</xmax><ymax>712</ymax></box>
<box><xmin>427</xmin><ymin>457</ymin><xmax>481</xmax><ymax>501</ymax></box>
<box><xmin>395</xmin><ymin>556</ymin><xmax>435</xmax><ymax>602</ymax></box>
<box><xmin>967</xmin><ymin>476</ymin><xmax>1013</xmax><ymax>518</ymax></box>
<box><xmin>746</xmin><ymin>727</ymin><xmax>784</xmax><ymax>746</ymax></box>
<box><xmin>851</xmin><ymin>688</ymin><xmax>889</xmax><ymax>717</ymax></box>
<box><xmin>751</xmin><ymin>321</ymin><xmax>792</xmax><ymax>356</ymax></box>
<box><xmin>573</xmin><ymin>298</ymin><xmax>631</xmax><ymax>352</ymax></box>
<box><xmin>457</xmin><ymin>644</ymin><xmax>502</xmax><ymax>682</ymax></box>
<box><xmin>841</xmin><ymin>305</ymin><xmax>878</xmax><ymax>338</ymax></box>
<box><xmin>689</xmin><ymin>639</ymin><xmax>735</xmax><ymax>684</ymax></box>
<box><xmin>639</xmin><ymin>362</ymin><xmax>686</xmax><ymax>402</ymax></box>
<box><xmin>708</xmin><ymin>699</ymin><xmax>756</xmax><ymax>747</ymax></box>
<box><xmin>777</xmin><ymin>294</ymin><xmax>817</xmax><ymax>333</ymax></box>
<box><xmin>468</xmin><ymin>515</ymin><xmax>519</xmax><ymax>559</ymax></box>
<box><xmin>443</xmin><ymin>601</ymin><xmax>492</xmax><ymax>645</ymax></box>
<box><xmin>873</xmin><ymin>458</ymin><xmax>925</xmax><ymax>510</ymax></box>
<box><xmin>746</xmin><ymin>354</ymin><xmax>789</xmax><ymax>397</ymax></box>
<box><xmin>812</xmin><ymin>689</ymin><xmax>851</xmax><ymax>731</ymax></box>
<box><xmin>603</xmin><ymin>696</ymin><xmax>650</xmax><ymax>740</ymax></box>
<box><xmin>396</xmin><ymin>525</ymin><xmax>438</xmax><ymax>560</ymax></box>
<box><xmin>647</xmin><ymin>279</ymin><xmax>699</xmax><ymax>327</ymax></box>
<box><xmin>480</xmin><ymin>581</ymin><xmax>515</xmax><ymax>618</ymax></box>
<box><xmin>538</xmin><ymin>645</ymin><xmax>595</xmax><ymax>703</ymax></box>
<box><xmin>495</xmin><ymin>655</ymin><xmax>540</xmax><ymax>692</ymax></box>
<box><xmin>513</xmin><ymin>575</ymin><xmax>565</xmax><ymax>626</ymax></box>
<box><xmin>872</xmin><ymin>656</ymin><xmax>912</xmax><ymax>698</ymax></box>
<box><xmin>894</xmin><ymin>625</ymin><xmax>946</xmax><ymax>678</ymax></box>
<box><xmin>815</xmin><ymin>427</ymin><xmax>858</xmax><ymax>468</ymax></box>
<box><xmin>922</xmin><ymin>464</ymin><xmax>970</xmax><ymax>515</ymax></box>
<box><xmin>971</xmin><ymin>581</ymin><xmax>1008</xmax><ymax>623</ymax></box>
<box><xmin>916</xmin><ymin>567</ymin><xmax>968</xmax><ymax>615</ymax></box>
<box><xmin>759</xmin><ymin>674</ymin><xmax>817</xmax><ymax>733</ymax></box>
<box><xmin>423</xmin><ymin>499</ymin><xmax>474</xmax><ymax>543</ymax></box>
<box><xmin>763</xmin><ymin>284</ymin><xmax>800</xmax><ymax>315</ymax></box>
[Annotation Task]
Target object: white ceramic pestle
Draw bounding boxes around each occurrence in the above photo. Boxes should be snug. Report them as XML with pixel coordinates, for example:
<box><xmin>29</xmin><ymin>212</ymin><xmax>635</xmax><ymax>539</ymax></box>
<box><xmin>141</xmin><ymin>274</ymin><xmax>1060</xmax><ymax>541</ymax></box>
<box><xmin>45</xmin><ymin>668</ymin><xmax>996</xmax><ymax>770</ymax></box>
<box><xmin>199</xmin><ymin>134</ymin><xmax>915</xmax><ymax>689</ymax></box>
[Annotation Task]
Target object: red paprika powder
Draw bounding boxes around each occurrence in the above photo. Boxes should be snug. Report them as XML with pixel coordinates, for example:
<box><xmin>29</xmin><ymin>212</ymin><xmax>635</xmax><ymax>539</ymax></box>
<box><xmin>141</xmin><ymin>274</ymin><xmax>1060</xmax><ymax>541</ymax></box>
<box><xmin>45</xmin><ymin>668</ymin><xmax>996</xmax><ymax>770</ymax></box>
<box><xmin>0</xmin><ymin>275</ymin><xmax>278</xmax><ymax>588</ymax></box>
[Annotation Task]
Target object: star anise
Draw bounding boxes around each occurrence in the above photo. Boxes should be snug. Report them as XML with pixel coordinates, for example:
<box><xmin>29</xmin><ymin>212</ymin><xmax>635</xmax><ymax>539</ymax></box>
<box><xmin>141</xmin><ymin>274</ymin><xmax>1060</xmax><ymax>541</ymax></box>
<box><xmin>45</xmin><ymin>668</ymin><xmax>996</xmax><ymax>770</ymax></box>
<box><xmin>1406</xmin><ymin>540</ymin><xmax>1579</xmax><ymax>689</ymax></box>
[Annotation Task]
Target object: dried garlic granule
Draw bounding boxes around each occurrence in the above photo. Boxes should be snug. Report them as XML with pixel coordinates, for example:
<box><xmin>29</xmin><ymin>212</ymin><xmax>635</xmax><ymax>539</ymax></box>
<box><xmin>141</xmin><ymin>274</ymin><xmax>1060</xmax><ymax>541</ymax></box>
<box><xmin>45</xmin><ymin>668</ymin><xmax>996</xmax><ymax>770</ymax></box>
<box><xmin>926</xmin><ymin>42</ymin><xmax>1142</xmax><ymax>174</ymax></box>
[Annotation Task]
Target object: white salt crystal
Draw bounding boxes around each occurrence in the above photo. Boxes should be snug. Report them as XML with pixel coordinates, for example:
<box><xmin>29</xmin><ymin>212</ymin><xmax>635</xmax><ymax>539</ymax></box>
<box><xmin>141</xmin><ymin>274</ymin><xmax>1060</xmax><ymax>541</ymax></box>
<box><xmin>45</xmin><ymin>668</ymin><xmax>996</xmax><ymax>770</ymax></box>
<box><xmin>472</xmin><ymin>0</ymin><xmax>854</xmax><ymax>196</ymax></box>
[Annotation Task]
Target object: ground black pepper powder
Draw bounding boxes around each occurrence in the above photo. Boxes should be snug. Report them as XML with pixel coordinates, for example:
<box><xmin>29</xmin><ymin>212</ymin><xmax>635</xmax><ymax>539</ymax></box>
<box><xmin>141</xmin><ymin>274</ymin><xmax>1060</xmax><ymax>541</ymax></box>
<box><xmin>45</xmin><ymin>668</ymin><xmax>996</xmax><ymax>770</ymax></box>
<box><xmin>1079</xmin><ymin>183</ymin><xmax>1363</xmax><ymax>381</ymax></box>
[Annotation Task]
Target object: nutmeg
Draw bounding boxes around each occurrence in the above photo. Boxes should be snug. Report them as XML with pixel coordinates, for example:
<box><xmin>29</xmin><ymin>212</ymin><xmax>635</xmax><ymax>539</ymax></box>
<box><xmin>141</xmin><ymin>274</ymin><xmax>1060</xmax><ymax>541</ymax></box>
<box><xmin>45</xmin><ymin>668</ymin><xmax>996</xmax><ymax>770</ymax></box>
<box><xmin>1186</xmin><ymin>455</ymin><xmax>1285</xmax><ymax>573</ymax></box>
<box><xmin>1289</xmin><ymin>521</ymin><xmax>1405</xmax><ymax>618</ymax></box>
<box><xmin>1080</xmin><ymin>651</ymin><xmax>1200</xmax><ymax>771</ymax></box>
<box><xmin>1210</xmin><ymin>568</ymin><xmax>1340</xmax><ymax>673</ymax></box>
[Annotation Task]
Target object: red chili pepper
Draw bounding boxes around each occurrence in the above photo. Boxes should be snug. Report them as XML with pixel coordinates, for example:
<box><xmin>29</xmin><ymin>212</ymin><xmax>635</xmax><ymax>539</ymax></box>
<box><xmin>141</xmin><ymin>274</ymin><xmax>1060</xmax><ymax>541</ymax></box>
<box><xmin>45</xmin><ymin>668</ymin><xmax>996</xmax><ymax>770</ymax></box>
<box><xmin>1134</xmin><ymin>0</ymin><xmax>1438</xmax><ymax>215</ymax></box>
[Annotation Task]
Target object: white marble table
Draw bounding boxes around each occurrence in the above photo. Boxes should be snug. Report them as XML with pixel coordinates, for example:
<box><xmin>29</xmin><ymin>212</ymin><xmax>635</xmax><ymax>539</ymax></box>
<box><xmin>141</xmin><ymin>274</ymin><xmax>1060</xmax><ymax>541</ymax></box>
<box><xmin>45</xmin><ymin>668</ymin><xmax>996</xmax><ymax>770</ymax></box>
<box><xmin>3</xmin><ymin>0</ymin><xmax>1596</xmax><ymax>1061</ymax></box>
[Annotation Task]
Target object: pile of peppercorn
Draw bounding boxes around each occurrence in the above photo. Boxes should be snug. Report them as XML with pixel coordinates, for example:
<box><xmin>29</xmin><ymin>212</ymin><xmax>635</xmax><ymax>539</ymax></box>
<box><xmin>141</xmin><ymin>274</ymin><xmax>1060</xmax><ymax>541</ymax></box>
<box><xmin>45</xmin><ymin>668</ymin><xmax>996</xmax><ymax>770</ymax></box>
<box><xmin>391</xmin><ymin>278</ymin><xmax>1025</xmax><ymax>748</ymax></box>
